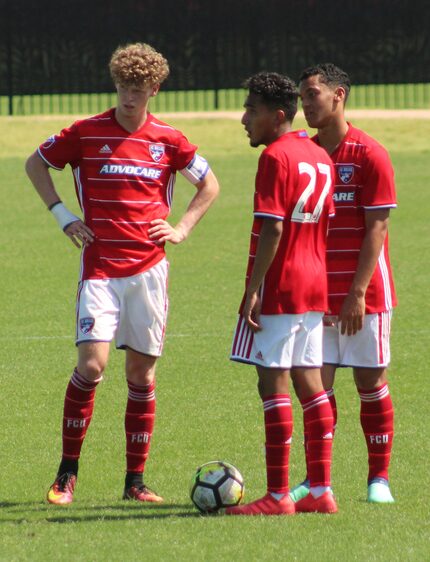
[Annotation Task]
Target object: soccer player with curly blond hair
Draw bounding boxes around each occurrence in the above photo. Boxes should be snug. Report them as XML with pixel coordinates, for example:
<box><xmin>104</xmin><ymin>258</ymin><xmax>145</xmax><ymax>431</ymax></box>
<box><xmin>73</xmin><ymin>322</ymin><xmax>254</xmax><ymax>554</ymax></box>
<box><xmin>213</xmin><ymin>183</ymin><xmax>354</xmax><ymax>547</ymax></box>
<box><xmin>109</xmin><ymin>42</ymin><xmax>170</xmax><ymax>87</ymax></box>
<box><xmin>25</xmin><ymin>43</ymin><xmax>219</xmax><ymax>505</ymax></box>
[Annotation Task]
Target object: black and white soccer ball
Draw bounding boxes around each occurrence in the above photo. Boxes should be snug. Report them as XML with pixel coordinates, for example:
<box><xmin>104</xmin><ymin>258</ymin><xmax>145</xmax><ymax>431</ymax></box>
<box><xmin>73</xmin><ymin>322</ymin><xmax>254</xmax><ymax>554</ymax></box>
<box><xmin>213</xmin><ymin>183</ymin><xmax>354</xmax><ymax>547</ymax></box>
<box><xmin>190</xmin><ymin>460</ymin><xmax>245</xmax><ymax>514</ymax></box>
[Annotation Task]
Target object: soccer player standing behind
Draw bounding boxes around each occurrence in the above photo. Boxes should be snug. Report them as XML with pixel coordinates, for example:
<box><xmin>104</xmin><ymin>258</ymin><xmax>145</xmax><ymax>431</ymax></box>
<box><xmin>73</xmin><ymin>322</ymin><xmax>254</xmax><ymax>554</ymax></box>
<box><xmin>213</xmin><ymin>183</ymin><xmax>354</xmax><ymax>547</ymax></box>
<box><xmin>25</xmin><ymin>43</ymin><xmax>219</xmax><ymax>505</ymax></box>
<box><xmin>227</xmin><ymin>72</ymin><xmax>337</xmax><ymax>515</ymax></box>
<box><xmin>290</xmin><ymin>63</ymin><xmax>397</xmax><ymax>504</ymax></box>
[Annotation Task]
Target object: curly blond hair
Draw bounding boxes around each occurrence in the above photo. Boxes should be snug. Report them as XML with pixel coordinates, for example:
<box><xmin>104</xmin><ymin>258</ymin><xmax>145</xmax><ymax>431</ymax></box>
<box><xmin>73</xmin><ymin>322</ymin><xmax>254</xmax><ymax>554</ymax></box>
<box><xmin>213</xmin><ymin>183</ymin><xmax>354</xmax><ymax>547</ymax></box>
<box><xmin>109</xmin><ymin>43</ymin><xmax>169</xmax><ymax>88</ymax></box>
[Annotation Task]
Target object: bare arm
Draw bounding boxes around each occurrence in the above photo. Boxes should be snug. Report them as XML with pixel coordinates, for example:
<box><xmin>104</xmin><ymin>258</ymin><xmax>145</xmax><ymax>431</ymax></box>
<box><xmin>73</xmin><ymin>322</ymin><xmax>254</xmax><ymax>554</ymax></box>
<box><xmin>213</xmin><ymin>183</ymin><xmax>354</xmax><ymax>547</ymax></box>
<box><xmin>339</xmin><ymin>208</ymin><xmax>390</xmax><ymax>335</ymax></box>
<box><xmin>148</xmin><ymin>168</ymin><xmax>220</xmax><ymax>244</ymax></box>
<box><xmin>25</xmin><ymin>151</ymin><xmax>94</xmax><ymax>248</ymax></box>
<box><xmin>25</xmin><ymin>151</ymin><xmax>63</xmax><ymax>208</ymax></box>
<box><xmin>244</xmin><ymin>218</ymin><xmax>283</xmax><ymax>332</ymax></box>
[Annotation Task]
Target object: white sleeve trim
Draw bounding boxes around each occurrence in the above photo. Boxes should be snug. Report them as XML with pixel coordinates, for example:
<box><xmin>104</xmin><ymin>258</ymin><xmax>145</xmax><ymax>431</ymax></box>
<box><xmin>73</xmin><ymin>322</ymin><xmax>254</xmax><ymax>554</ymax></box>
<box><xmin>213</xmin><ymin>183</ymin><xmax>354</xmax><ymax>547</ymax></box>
<box><xmin>363</xmin><ymin>204</ymin><xmax>397</xmax><ymax>210</ymax></box>
<box><xmin>254</xmin><ymin>212</ymin><xmax>284</xmax><ymax>220</ymax></box>
<box><xmin>37</xmin><ymin>147</ymin><xmax>63</xmax><ymax>170</ymax></box>
<box><xmin>179</xmin><ymin>154</ymin><xmax>210</xmax><ymax>184</ymax></box>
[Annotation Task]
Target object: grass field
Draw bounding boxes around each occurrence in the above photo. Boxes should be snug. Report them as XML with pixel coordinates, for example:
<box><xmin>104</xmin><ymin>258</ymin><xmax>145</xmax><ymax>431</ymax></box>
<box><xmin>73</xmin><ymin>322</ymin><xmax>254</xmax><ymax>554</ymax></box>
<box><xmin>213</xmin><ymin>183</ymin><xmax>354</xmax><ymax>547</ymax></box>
<box><xmin>1</xmin><ymin>112</ymin><xmax>429</xmax><ymax>561</ymax></box>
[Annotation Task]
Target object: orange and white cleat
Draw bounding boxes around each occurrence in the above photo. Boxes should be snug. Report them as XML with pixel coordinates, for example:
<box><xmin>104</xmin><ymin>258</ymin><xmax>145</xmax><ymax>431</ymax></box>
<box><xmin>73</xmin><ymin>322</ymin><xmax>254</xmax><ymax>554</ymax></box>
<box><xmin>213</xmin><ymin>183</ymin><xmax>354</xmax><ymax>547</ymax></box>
<box><xmin>123</xmin><ymin>484</ymin><xmax>163</xmax><ymax>503</ymax></box>
<box><xmin>225</xmin><ymin>492</ymin><xmax>295</xmax><ymax>516</ymax></box>
<box><xmin>47</xmin><ymin>472</ymin><xmax>77</xmax><ymax>505</ymax></box>
<box><xmin>295</xmin><ymin>490</ymin><xmax>338</xmax><ymax>514</ymax></box>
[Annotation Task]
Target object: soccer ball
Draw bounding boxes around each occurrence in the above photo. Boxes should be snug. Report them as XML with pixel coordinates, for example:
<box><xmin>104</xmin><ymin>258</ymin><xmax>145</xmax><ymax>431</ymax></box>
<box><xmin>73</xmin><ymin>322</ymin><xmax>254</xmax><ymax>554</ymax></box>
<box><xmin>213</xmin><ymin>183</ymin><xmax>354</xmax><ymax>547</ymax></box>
<box><xmin>190</xmin><ymin>460</ymin><xmax>244</xmax><ymax>514</ymax></box>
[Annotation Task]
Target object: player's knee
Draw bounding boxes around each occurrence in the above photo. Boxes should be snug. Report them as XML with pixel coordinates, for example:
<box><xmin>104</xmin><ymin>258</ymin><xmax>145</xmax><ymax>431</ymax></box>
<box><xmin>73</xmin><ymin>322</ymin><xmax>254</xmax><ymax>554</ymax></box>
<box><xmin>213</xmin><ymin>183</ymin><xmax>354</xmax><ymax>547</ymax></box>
<box><xmin>127</xmin><ymin>369</ymin><xmax>155</xmax><ymax>386</ymax></box>
<box><xmin>353</xmin><ymin>367</ymin><xmax>387</xmax><ymax>390</ymax></box>
<box><xmin>126</xmin><ymin>357</ymin><xmax>157</xmax><ymax>385</ymax></box>
<box><xmin>78</xmin><ymin>359</ymin><xmax>105</xmax><ymax>381</ymax></box>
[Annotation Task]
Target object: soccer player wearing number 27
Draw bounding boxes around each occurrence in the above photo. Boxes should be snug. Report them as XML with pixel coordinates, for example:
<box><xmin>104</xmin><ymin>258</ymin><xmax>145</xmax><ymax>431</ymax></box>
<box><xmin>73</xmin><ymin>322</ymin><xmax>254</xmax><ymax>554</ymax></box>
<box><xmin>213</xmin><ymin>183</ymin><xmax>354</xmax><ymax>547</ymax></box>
<box><xmin>290</xmin><ymin>64</ymin><xmax>397</xmax><ymax>505</ymax></box>
<box><xmin>227</xmin><ymin>73</ymin><xmax>337</xmax><ymax>515</ymax></box>
<box><xmin>25</xmin><ymin>43</ymin><xmax>219</xmax><ymax>505</ymax></box>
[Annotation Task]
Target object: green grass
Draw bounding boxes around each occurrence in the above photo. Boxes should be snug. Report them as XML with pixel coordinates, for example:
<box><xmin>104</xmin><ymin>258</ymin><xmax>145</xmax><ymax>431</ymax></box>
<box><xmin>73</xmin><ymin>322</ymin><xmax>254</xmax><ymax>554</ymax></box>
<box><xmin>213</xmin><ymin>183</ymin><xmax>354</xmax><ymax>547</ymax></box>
<box><xmin>2</xmin><ymin>82</ymin><xmax>430</xmax><ymax>115</ymax></box>
<box><xmin>1</xmin><ymin>115</ymin><xmax>429</xmax><ymax>561</ymax></box>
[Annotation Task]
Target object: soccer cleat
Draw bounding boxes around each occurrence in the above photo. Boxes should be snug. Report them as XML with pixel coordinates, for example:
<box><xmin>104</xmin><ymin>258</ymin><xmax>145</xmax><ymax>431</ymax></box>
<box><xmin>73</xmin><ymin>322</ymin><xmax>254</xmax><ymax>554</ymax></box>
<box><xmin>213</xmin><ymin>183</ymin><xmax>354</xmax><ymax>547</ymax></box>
<box><xmin>47</xmin><ymin>472</ymin><xmax>77</xmax><ymax>505</ymax></box>
<box><xmin>225</xmin><ymin>493</ymin><xmax>295</xmax><ymax>516</ymax></box>
<box><xmin>367</xmin><ymin>478</ymin><xmax>395</xmax><ymax>503</ymax></box>
<box><xmin>123</xmin><ymin>484</ymin><xmax>164</xmax><ymax>503</ymax></box>
<box><xmin>295</xmin><ymin>490</ymin><xmax>338</xmax><ymax>513</ymax></box>
<box><xmin>289</xmin><ymin>479</ymin><xmax>310</xmax><ymax>503</ymax></box>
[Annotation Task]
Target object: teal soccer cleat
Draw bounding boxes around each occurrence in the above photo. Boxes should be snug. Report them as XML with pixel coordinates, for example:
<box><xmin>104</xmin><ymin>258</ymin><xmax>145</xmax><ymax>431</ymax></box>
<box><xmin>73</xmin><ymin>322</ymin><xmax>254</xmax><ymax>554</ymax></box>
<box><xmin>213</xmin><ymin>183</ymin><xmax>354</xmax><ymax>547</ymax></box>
<box><xmin>367</xmin><ymin>478</ymin><xmax>395</xmax><ymax>503</ymax></box>
<box><xmin>289</xmin><ymin>479</ymin><xmax>310</xmax><ymax>503</ymax></box>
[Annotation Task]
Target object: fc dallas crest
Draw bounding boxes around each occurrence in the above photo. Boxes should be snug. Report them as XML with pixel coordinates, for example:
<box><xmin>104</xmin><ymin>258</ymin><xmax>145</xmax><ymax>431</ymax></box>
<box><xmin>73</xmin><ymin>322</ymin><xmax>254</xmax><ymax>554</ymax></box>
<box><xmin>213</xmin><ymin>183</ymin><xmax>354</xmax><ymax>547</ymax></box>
<box><xmin>80</xmin><ymin>317</ymin><xmax>95</xmax><ymax>334</ymax></box>
<box><xmin>149</xmin><ymin>144</ymin><xmax>165</xmax><ymax>162</ymax></box>
<box><xmin>339</xmin><ymin>165</ymin><xmax>354</xmax><ymax>184</ymax></box>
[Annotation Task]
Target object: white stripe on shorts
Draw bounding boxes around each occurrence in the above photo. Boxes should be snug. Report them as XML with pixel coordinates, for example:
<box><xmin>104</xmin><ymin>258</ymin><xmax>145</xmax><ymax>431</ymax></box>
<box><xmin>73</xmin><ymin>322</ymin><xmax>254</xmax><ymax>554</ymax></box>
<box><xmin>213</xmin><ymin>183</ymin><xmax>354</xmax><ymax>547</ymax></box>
<box><xmin>231</xmin><ymin>316</ymin><xmax>254</xmax><ymax>362</ymax></box>
<box><xmin>378</xmin><ymin>311</ymin><xmax>391</xmax><ymax>365</ymax></box>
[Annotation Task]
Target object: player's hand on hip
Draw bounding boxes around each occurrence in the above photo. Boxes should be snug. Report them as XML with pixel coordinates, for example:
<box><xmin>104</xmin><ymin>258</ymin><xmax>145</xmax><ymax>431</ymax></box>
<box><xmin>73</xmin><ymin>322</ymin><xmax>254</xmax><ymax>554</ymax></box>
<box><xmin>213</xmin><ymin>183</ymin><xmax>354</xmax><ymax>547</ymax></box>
<box><xmin>64</xmin><ymin>220</ymin><xmax>95</xmax><ymax>248</ymax></box>
<box><xmin>339</xmin><ymin>293</ymin><xmax>365</xmax><ymax>336</ymax></box>
<box><xmin>323</xmin><ymin>314</ymin><xmax>338</xmax><ymax>327</ymax></box>
<box><xmin>244</xmin><ymin>291</ymin><xmax>262</xmax><ymax>332</ymax></box>
<box><xmin>148</xmin><ymin>219</ymin><xmax>185</xmax><ymax>245</ymax></box>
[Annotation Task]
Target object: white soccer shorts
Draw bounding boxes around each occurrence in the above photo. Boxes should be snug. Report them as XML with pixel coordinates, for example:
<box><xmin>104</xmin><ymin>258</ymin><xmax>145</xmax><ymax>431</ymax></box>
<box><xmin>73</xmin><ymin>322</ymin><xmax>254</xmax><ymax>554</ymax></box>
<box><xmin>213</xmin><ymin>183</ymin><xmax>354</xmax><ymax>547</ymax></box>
<box><xmin>76</xmin><ymin>258</ymin><xmax>169</xmax><ymax>356</ymax></box>
<box><xmin>323</xmin><ymin>311</ymin><xmax>392</xmax><ymax>368</ymax></box>
<box><xmin>230</xmin><ymin>311</ymin><xmax>324</xmax><ymax>369</ymax></box>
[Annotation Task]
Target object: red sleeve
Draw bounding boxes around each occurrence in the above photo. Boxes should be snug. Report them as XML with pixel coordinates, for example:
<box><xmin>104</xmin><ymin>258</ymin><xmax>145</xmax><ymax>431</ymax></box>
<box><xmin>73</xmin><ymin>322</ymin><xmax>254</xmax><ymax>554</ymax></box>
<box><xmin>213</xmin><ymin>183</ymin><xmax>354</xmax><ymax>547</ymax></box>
<box><xmin>254</xmin><ymin>152</ymin><xmax>287</xmax><ymax>220</ymax></box>
<box><xmin>361</xmin><ymin>145</ymin><xmax>397</xmax><ymax>208</ymax></box>
<box><xmin>172</xmin><ymin>133</ymin><xmax>198</xmax><ymax>171</ymax></box>
<box><xmin>37</xmin><ymin>122</ymin><xmax>81</xmax><ymax>170</ymax></box>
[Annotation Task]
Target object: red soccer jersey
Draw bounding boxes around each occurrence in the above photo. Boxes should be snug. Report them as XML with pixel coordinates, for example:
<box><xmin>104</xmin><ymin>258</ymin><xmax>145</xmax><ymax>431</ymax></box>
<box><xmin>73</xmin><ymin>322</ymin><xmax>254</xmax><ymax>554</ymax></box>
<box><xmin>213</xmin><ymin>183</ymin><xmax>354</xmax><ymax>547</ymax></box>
<box><xmin>313</xmin><ymin>124</ymin><xmax>397</xmax><ymax>314</ymax></box>
<box><xmin>38</xmin><ymin>109</ymin><xmax>197</xmax><ymax>280</ymax></box>
<box><xmin>240</xmin><ymin>130</ymin><xmax>335</xmax><ymax>315</ymax></box>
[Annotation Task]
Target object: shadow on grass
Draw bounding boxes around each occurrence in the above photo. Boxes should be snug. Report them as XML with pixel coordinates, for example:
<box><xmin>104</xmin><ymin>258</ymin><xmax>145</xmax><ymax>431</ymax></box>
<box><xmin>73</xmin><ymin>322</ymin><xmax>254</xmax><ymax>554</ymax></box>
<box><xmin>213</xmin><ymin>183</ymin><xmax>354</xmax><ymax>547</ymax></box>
<box><xmin>0</xmin><ymin>501</ymin><xmax>215</xmax><ymax>523</ymax></box>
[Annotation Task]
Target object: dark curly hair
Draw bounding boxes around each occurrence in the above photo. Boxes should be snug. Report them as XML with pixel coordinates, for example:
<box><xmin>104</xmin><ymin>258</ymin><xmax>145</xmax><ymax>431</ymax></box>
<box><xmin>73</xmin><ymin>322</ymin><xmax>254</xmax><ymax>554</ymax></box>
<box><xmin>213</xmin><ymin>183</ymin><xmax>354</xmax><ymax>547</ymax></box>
<box><xmin>244</xmin><ymin>72</ymin><xmax>299</xmax><ymax>121</ymax></box>
<box><xmin>299</xmin><ymin>63</ymin><xmax>351</xmax><ymax>100</ymax></box>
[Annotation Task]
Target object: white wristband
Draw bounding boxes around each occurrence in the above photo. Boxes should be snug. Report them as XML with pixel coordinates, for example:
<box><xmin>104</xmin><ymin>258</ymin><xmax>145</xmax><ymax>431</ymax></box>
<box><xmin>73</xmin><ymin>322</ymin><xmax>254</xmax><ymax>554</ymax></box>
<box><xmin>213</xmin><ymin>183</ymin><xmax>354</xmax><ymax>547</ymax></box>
<box><xmin>50</xmin><ymin>202</ymin><xmax>80</xmax><ymax>231</ymax></box>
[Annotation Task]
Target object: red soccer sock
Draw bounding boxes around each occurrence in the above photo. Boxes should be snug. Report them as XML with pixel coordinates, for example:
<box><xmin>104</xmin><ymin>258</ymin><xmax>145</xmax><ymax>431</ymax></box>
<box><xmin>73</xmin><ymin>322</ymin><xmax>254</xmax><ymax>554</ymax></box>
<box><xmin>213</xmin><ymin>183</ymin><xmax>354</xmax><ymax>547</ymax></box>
<box><xmin>301</xmin><ymin>391</ymin><xmax>334</xmax><ymax>488</ymax></box>
<box><xmin>263</xmin><ymin>394</ymin><xmax>293</xmax><ymax>494</ymax></box>
<box><xmin>125</xmin><ymin>380</ymin><xmax>156</xmax><ymax>474</ymax></box>
<box><xmin>358</xmin><ymin>383</ymin><xmax>394</xmax><ymax>482</ymax></box>
<box><xmin>303</xmin><ymin>387</ymin><xmax>337</xmax><ymax>481</ymax></box>
<box><xmin>62</xmin><ymin>368</ymin><xmax>101</xmax><ymax>461</ymax></box>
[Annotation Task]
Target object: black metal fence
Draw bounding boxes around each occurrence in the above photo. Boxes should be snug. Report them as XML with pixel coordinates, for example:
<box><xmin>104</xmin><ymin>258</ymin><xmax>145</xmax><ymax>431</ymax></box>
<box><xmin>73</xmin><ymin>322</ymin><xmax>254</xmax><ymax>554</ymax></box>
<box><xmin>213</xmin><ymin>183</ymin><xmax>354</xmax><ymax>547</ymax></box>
<box><xmin>1</xmin><ymin>0</ymin><xmax>429</xmax><ymax>114</ymax></box>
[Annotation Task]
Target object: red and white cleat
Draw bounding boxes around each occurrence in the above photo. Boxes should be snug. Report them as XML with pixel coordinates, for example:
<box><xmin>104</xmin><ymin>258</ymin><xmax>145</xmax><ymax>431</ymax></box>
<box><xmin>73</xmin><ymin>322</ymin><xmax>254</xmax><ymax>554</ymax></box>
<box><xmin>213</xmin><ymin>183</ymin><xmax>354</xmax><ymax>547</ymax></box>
<box><xmin>225</xmin><ymin>493</ymin><xmax>295</xmax><ymax>516</ymax></box>
<box><xmin>295</xmin><ymin>491</ymin><xmax>338</xmax><ymax>514</ymax></box>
